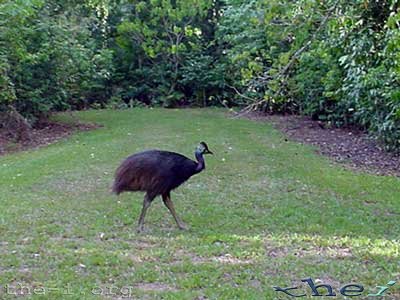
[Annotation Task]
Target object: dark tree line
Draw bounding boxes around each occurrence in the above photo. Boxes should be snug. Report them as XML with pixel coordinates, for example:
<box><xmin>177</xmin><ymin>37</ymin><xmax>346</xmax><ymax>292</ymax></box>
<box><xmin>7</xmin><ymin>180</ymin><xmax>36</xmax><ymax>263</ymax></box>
<box><xmin>1</xmin><ymin>0</ymin><xmax>399</xmax><ymax>151</ymax></box>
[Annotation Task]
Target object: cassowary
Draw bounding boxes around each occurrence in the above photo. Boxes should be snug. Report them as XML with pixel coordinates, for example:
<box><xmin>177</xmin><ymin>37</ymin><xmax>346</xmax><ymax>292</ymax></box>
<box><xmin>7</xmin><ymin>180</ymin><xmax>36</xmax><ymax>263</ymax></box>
<box><xmin>112</xmin><ymin>142</ymin><xmax>213</xmax><ymax>232</ymax></box>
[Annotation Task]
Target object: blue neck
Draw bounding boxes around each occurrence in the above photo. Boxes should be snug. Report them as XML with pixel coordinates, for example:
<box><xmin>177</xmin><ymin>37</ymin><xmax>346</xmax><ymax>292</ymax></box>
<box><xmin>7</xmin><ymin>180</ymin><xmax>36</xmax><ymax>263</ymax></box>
<box><xmin>195</xmin><ymin>151</ymin><xmax>205</xmax><ymax>173</ymax></box>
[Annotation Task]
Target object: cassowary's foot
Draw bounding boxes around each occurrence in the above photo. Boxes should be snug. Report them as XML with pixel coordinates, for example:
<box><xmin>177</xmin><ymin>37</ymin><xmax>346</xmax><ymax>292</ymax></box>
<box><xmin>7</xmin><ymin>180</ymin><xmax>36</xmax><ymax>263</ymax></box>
<box><xmin>177</xmin><ymin>222</ymin><xmax>188</xmax><ymax>230</ymax></box>
<box><xmin>136</xmin><ymin>224</ymin><xmax>145</xmax><ymax>233</ymax></box>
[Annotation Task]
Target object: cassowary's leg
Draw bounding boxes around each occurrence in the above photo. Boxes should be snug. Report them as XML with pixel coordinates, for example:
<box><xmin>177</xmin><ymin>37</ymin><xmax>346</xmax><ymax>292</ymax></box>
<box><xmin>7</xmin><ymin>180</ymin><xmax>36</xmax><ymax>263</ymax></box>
<box><xmin>137</xmin><ymin>193</ymin><xmax>154</xmax><ymax>232</ymax></box>
<box><xmin>162</xmin><ymin>192</ymin><xmax>187</xmax><ymax>230</ymax></box>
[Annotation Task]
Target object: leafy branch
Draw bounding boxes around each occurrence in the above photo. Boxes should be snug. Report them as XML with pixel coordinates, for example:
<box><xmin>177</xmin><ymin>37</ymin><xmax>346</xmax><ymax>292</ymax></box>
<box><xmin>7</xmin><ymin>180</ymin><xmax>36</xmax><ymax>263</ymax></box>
<box><xmin>236</xmin><ymin>1</ymin><xmax>339</xmax><ymax>116</ymax></box>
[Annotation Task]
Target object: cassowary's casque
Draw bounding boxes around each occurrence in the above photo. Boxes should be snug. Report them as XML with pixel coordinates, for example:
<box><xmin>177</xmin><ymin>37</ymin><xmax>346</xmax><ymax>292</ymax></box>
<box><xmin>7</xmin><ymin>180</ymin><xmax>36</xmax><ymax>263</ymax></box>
<box><xmin>112</xmin><ymin>142</ymin><xmax>213</xmax><ymax>232</ymax></box>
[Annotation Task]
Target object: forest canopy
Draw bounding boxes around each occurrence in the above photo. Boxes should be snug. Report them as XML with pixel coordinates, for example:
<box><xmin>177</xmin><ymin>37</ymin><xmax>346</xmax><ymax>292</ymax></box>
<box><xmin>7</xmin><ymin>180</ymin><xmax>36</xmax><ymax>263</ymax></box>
<box><xmin>1</xmin><ymin>0</ymin><xmax>399</xmax><ymax>151</ymax></box>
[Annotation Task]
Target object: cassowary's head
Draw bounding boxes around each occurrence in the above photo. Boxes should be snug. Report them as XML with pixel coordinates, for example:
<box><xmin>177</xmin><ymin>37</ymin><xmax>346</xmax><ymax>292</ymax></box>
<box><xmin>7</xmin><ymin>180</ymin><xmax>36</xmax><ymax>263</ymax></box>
<box><xmin>196</xmin><ymin>141</ymin><xmax>213</xmax><ymax>155</ymax></box>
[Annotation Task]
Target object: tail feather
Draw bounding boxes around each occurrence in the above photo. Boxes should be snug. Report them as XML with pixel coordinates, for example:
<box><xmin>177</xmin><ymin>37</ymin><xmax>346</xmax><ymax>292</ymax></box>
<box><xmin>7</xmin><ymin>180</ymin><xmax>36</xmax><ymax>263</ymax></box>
<box><xmin>112</xmin><ymin>159</ymin><xmax>134</xmax><ymax>195</ymax></box>
<box><xmin>112</xmin><ymin>177</ymin><xmax>124</xmax><ymax>195</ymax></box>
<box><xmin>112</xmin><ymin>153</ymin><xmax>159</xmax><ymax>195</ymax></box>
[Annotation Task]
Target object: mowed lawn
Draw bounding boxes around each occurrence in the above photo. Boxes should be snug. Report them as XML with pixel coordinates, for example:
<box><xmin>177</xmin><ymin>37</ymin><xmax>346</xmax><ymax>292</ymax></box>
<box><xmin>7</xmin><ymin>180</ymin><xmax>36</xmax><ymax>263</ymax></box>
<box><xmin>0</xmin><ymin>108</ymin><xmax>399</xmax><ymax>299</ymax></box>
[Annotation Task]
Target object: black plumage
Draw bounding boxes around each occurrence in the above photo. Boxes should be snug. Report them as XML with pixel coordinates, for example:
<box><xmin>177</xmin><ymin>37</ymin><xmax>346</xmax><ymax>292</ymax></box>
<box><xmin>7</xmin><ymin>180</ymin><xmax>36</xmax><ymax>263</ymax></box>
<box><xmin>112</xmin><ymin>142</ymin><xmax>213</xmax><ymax>232</ymax></box>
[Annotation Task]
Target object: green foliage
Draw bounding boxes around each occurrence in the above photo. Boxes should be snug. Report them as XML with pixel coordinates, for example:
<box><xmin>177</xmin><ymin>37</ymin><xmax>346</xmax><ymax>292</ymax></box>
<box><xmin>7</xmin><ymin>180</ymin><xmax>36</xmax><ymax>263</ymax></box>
<box><xmin>180</xmin><ymin>52</ymin><xmax>227</xmax><ymax>106</ymax></box>
<box><xmin>0</xmin><ymin>0</ymin><xmax>42</xmax><ymax>108</ymax></box>
<box><xmin>112</xmin><ymin>0</ymin><xmax>222</xmax><ymax>106</ymax></box>
<box><xmin>288</xmin><ymin>0</ymin><xmax>400</xmax><ymax>150</ymax></box>
<box><xmin>1</xmin><ymin>0</ymin><xmax>400</xmax><ymax>150</ymax></box>
<box><xmin>216</xmin><ymin>0</ymin><xmax>269</xmax><ymax>104</ymax></box>
<box><xmin>0</xmin><ymin>0</ymin><xmax>113</xmax><ymax>123</ymax></box>
<box><xmin>0</xmin><ymin>57</ymin><xmax>16</xmax><ymax>104</ymax></box>
<box><xmin>220</xmin><ymin>0</ymin><xmax>400</xmax><ymax>151</ymax></box>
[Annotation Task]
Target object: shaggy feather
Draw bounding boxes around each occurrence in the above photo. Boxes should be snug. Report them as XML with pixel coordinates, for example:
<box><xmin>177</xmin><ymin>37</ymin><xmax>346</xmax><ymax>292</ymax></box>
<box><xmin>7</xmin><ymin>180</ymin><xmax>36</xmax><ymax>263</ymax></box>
<box><xmin>112</xmin><ymin>150</ymin><xmax>200</xmax><ymax>196</ymax></box>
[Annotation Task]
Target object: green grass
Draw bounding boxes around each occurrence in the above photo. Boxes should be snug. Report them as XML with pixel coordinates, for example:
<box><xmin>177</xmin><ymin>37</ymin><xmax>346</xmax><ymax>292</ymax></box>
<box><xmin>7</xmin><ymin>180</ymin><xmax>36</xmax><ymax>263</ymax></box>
<box><xmin>0</xmin><ymin>108</ymin><xmax>399</xmax><ymax>299</ymax></box>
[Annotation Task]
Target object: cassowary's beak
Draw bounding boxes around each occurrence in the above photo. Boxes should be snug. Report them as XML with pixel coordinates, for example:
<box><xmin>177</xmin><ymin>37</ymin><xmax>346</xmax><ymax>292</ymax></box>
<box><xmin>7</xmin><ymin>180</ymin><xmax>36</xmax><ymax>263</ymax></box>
<box><xmin>206</xmin><ymin>150</ymin><xmax>213</xmax><ymax>155</ymax></box>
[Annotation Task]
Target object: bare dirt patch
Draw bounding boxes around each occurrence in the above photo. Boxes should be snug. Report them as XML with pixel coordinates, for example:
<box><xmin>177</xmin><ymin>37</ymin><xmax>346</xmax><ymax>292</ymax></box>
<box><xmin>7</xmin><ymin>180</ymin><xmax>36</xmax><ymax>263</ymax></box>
<box><xmin>170</xmin><ymin>249</ymin><xmax>254</xmax><ymax>266</ymax></box>
<box><xmin>265</xmin><ymin>241</ymin><xmax>352</xmax><ymax>259</ymax></box>
<box><xmin>245</xmin><ymin>113</ymin><xmax>400</xmax><ymax>177</ymax></box>
<box><xmin>0</xmin><ymin>120</ymin><xmax>98</xmax><ymax>156</ymax></box>
<box><xmin>136</xmin><ymin>282</ymin><xmax>177</xmax><ymax>292</ymax></box>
